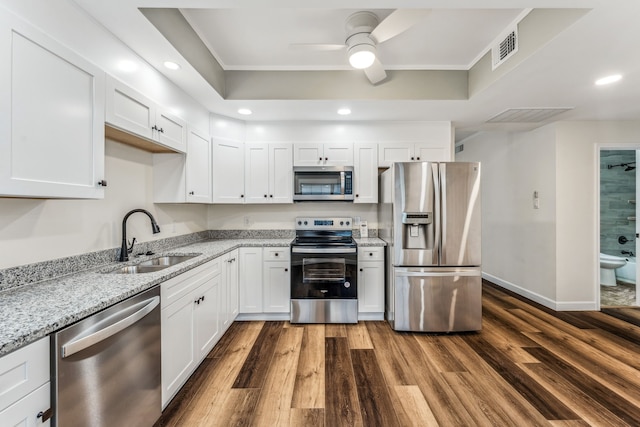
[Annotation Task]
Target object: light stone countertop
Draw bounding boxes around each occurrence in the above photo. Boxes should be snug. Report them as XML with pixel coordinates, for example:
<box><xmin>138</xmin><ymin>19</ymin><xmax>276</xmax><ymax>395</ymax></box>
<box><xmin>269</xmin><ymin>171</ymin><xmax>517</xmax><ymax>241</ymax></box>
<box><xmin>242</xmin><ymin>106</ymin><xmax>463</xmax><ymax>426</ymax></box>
<box><xmin>0</xmin><ymin>237</ymin><xmax>385</xmax><ymax>357</ymax></box>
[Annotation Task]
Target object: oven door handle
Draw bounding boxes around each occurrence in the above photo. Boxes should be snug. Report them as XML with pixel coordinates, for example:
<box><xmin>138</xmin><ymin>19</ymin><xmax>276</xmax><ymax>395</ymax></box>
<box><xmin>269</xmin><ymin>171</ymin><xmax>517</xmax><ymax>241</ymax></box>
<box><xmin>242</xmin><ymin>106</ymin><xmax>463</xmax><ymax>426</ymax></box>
<box><xmin>292</xmin><ymin>247</ymin><xmax>357</xmax><ymax>254</ymax></box>
<box><xmin>60</xmin><ymin>296</ymin><xmax>160</xmax><ymax>358</ymax></box>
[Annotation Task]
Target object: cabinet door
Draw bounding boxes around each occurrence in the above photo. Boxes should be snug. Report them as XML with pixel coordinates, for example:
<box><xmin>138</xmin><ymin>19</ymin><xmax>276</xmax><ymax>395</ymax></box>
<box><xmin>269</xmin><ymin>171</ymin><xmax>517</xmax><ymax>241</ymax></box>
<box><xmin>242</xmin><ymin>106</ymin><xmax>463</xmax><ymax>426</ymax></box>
<box><xmin>239</xmin><ymin>248</ymin><xmax>263</xmax><ymax>313</ymax></box>
<box><xmin>0</xmin><ymin>14</ymin><xmax>105</xmax><ymax>198</ymax></box>
<box><xmin>414</xmin><ymin>144</ymin><xmax>450</xmax><ymax>162</ymax></box>
<box><xmin>244</xmin><ymin>143</ymin><xmax>270</xmax><ymax>204</ymax></box>
<box><xmin>323</xmin><ymin>142</ymin><xmax>354</xmax><ymax>166</ymax></box>
<box><xmin>161</xmin><ymin>294</ymin><xmax>196</xmax><ymax>406</ymax></box>
<box><xmin>106</xmin><ymin>75</ymin><xmax>155</xmax><ymax>140</ymax></box>
<box><xmin>358</xmin><ymin>262</ymin><xmax>385</xmax><ymax>313</ymax></box>
<box><xmin>377</xmin><ymin>143</ymin><xmax>413</xmax><ymax>167</ymax></box>
<box><xmin>353</xmin><ymin>142</ymin><xmax>378</xmax><ymax>203</ymax></box>
<box><xmin>156</xmin><ymin>108</ymin><xmax>187</xmax><ymax>153</ymax></box>
<box><xmin>269</xmin><ymin>143</ymin><xmax>293</xmax><ymax>203</ymax></box>
<box><xmin>194</xmin><ymin>274</ymin><xmax>221</xmax><ymax>358</ymax></box>
<box><xmin>293</xmin><ymin>143</ymin><xmax>323</xmax><ymax>166</ymax></box>
<box><xmin>212</xmin><ymin>138</ymin><xmax>245</xmax><ymax>203</ymax></box>
<box><xmin>226</xmin><ymin>250</ymin><xmax>239</xmax><ymax>326</ymax></box>
<box><xmin>186</xmin><ymin>127</ymin><xmax>212</xmax><ymax>203</ymax></box>
<box><xmin>0</xmin><ymin>383</ymin><xmax>50</xmax><ymax>427</ymax></box>
<box><xmin>263</xmin><ymin>261</ymin><xmax>291</xmax><ymax>313</ymax></box>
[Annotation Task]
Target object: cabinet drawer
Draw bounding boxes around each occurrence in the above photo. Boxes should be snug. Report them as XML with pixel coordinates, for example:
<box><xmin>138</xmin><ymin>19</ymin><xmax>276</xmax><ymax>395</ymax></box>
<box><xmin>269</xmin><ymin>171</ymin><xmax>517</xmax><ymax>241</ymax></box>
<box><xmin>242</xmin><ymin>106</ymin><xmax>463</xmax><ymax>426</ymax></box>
<box><xmin>358</xmin><ymin>247</ymin><xmax>384</xmax><ymax>261</ymax></box>
<box><xmin>161</xmin><ymin>258</ymin><xmax>221</xmax><ymax>308</ymax></box>
<box><xmin>263</xmin><ymin>247</ymin><xmax>290</xmax><ymax>261</ymax></box>
<box><xmin>0</xmin><ymin>338</ymin><xmax>50</xmax><ymax>412</ymax></box>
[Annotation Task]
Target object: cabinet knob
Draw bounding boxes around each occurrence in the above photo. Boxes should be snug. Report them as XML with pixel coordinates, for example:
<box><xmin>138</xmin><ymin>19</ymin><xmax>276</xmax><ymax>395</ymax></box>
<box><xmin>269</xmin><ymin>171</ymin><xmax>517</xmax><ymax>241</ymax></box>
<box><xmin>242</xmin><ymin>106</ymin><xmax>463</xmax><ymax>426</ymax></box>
<box><xmin>275</xmin><ymin>252</ymin><xmax>279</xmax><ymax>257</ymax></box>
<box><xmin>325</xmin><ymin>157</ymin><xmax>328</xmax><ymax>161</ymax></box>
<box><xmin>319</xmin><ymin>157</ymin><xmax>322</xmax><ymax>161</ymax></box>
<box><xmin>189</xmin><ymin>191</ymin><xmax>195</xmax><ymax>195</ymax></box>
<box><xmin>97</xmin><ymin>180</ymin><xmax>107</xmax><ymax>187</ymax></box>
<box><xmin>159</xmin><ymin>127</ymin><xmax>164</xmax><ymax>133</ymax></box>
<box><xmin>264</xmin><ymin>194</ymin><xmax>268</xmax><ymax>198</ymax></box>
<box><xmin>37</xmin><ymin>409</ymin><xmax>53</xmax><ymax>422</ymax></box>
<box><xmin>411</xmin><ymin>157</ymin><xmax>415</xmax><ymax>160</ymax></box>
<box><xmin>360</xmin><ymin>268</ymin><xmax>363</xmax><ymax>272</ymax></box>
<box><xmin>355</xmin><ymin>194</ymin><xmax>359</xmax><ymax>198</ymax></box>
<box><xmin>240</xmin><ymin>194</ymin><xmax>244</xmax><ymax>198</ymax></box>
<box><xmin>285</xmin><ymin>268</ymin><xmax>288</xmax><ymax>272</ymax></box>
<box><xmin>417</xmin><ymin>157</ymin><xmax>420</xmax><ymax>160</ymax></box>
<box><xmin>369</xmin><ymin>252</ymin><xmax>373</xmax><ymax>256</ymax></box>
<box><xmin>270</xmin><ymin>195</ymin><xmax>273</xmax><ymax>198</ymax></box>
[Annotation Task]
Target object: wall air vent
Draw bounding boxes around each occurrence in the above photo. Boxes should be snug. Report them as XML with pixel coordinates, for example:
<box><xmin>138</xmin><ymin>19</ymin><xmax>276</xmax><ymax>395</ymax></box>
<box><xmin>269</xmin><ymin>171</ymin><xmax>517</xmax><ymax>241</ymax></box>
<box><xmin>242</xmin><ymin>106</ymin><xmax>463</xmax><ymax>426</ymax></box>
<box><xmin>492</xmin><ymin>28</ymin><xmax>518</xmax><ymax>70</ymax></box>
<box><xmin>455</xmin><ymin>144</ymin><xmax>464</xmax><ymax>153</ymax></box>
<box><xmin>487</xmin><ymin>108</ymin><xmax>573</xmax><ymax>123</ymax></box>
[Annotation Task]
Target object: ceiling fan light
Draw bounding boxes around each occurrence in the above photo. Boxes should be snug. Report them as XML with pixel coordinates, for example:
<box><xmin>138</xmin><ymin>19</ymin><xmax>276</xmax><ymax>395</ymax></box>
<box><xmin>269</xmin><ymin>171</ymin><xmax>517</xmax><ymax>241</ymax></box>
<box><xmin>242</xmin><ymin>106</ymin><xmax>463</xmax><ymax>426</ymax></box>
<box><xmin>348</xmin><ymin>44</ymin><xmax>376</xmax><ymax>69</ymax></box>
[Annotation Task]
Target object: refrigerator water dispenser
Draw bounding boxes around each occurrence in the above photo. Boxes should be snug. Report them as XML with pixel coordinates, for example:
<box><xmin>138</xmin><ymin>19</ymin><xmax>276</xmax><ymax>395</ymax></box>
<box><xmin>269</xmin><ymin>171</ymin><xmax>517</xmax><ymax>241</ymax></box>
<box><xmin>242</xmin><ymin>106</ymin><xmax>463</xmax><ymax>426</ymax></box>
<box><xmin>401</xmin><ymin>212</ymin><xmax>433</xmax><ymax>249</ymax></box>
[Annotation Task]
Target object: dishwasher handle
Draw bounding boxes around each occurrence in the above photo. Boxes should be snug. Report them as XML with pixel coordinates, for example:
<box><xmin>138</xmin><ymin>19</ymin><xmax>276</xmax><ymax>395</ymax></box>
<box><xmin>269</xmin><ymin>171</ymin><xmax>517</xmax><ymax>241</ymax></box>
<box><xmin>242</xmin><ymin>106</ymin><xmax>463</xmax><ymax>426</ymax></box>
<box><xmin>61</xmin><ymin>295</ymin><xmax>160</xmax><ymax>358</ymax></box>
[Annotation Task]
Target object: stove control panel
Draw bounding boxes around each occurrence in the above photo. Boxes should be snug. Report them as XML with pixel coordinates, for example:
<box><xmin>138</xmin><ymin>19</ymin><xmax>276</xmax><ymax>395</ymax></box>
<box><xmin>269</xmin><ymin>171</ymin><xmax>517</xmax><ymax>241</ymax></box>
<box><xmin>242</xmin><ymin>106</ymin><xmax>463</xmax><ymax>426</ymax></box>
<box><xmin>295</xmin><ymin>217</ymin><xmax>352</xmax><ymax>230</ymax></box>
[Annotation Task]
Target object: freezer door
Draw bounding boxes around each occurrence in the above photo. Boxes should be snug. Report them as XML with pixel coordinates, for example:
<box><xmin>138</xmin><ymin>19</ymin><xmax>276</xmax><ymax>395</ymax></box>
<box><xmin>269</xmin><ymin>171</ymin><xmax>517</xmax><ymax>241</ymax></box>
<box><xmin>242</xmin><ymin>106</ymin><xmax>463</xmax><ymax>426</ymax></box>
<box><xmin>391</xmin><ymin>267</ymin><xmax>481</xmax><ymax>332</ymax></box>
<box><xmin>439</xmin><ymin>162</ymin><xmax>481</xmax><ymax>266</ymax></box>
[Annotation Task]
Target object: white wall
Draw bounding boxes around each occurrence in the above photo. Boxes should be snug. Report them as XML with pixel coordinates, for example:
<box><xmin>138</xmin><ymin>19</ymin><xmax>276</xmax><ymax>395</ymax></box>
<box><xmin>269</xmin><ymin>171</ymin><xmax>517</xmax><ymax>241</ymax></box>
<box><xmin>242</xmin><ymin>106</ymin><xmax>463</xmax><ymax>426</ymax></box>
<box><xmin>456</xmin><ymin>127</ymin><xmax>558</xmax><ymax>306</ymax></box>
<box><xmin>0</xmin><ymin>140</ymin><xmax>207</xmax><ymax>269</ymax></box>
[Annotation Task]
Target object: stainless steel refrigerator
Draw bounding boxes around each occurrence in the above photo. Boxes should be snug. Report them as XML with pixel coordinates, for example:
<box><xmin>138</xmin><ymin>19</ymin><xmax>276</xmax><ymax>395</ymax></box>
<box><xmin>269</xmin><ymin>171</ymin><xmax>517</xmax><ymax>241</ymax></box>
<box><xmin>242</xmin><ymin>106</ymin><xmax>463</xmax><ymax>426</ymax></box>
<box><xmin>379</xmin><ymin>161</ymin><xmax>482</xmax><ymax>332</ymax></box>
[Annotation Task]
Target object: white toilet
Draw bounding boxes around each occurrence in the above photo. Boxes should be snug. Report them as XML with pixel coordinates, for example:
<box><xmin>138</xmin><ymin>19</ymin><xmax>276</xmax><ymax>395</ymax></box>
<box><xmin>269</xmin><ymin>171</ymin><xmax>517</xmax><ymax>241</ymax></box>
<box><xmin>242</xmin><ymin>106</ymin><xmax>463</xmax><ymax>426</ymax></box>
<box><xmin>599</xmin><ymin>253</ymin><xmax>627</xmax><ymax>286</ymax></box>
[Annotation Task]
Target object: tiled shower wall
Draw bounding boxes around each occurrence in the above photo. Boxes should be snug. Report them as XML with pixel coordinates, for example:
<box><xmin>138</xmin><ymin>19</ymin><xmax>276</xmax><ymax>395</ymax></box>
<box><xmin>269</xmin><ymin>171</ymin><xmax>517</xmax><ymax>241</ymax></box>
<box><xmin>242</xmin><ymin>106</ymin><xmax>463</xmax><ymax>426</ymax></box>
<box><xmin>600</xmin><ymin>150</ymin><xmax>636</xmax><ymax>256</ymax></box>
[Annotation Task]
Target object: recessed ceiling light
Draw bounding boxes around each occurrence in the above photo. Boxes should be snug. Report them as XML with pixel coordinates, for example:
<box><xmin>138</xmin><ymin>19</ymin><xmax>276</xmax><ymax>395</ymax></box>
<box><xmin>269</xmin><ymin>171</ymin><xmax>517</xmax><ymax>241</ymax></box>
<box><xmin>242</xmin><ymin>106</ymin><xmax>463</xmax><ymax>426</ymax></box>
<box><xmin>238</xmin><ymin>108</ymin><xmax>252</xmax><ymax>115</ymax></box>
<box><xmin>595</xmin><ymin>74</ymin><xmax>622</xmax><ymax>86</ymax></box>
<box><xmin>337</xmin><ymin>108</ymin><xmax>351</xmax><ymax>115</ymax></box>
<box><xmin>163</xmin><ymin>61</ymin><xmax>181</xmax><ymax>70</ymax></box>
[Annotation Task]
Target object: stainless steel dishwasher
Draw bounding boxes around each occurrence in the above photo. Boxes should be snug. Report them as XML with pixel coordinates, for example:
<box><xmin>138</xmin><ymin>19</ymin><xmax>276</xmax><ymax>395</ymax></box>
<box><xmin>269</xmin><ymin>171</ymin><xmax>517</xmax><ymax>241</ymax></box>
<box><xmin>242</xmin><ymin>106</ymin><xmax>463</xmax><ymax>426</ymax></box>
<box><xmin>52</xmin><ymin>286</ymin><xmax>161</xmax><ymax>427</ymax></box>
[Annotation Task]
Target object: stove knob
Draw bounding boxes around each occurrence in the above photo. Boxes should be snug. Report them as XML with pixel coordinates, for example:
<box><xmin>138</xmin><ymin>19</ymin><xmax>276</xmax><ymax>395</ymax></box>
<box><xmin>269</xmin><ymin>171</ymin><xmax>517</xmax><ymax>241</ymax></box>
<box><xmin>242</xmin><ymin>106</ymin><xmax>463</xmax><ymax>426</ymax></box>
<box><xmin>344</xmin><ymin>281</ymin><xmax>351</xmax><ymax>288</ymax></box>
<box><xmin>340</xmin><ymin>221</ymin><xmax>344</xmax><ymax>226</ymax></box>
<box><xmin>346</xmin><ymin>221</ymin><xmax>350</xmax><ymax>226</ymax></box>
<box><xmin>304</xmin><ymin>221</ymin><xmax>308</xmax><ymax>225</ymax></box>
<box><xmin>297</xmin><ymin>221</ymin><xmax>302</xmax><ymax>225</ymax></box>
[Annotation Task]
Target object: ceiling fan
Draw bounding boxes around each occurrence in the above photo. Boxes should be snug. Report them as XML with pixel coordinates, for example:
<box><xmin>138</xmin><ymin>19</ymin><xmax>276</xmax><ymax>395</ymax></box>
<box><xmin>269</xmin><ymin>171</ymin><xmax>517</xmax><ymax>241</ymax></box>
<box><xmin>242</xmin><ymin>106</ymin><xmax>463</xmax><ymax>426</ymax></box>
<box><xmin>290</xmin><ymin>9</ymin><xmax>431</xmax><ymax>85</ymax></box>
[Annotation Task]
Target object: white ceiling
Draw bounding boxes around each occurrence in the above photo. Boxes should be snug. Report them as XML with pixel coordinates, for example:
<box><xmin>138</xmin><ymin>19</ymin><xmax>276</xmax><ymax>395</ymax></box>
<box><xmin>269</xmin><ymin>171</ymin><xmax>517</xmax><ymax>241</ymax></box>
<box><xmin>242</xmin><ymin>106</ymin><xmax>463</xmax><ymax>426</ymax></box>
<box><xmin>72</xmin><ymin>0</ymin><xmax>640</xmax><ymax>141</ymax></box>
<box><xmin>180</xmin><ymin>8</ymin><xmax>524</xmax><ymax>70</ymax></box>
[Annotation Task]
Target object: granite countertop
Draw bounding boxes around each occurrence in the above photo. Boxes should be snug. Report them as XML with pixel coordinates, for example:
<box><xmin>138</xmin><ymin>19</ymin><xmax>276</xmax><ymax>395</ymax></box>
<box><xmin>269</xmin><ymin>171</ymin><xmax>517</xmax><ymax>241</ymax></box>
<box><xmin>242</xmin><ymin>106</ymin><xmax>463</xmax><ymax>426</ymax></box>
<box><xmin>0</xmin><ymin>236</ymin><xmax>385</xmax><ymax>357</ymax></box>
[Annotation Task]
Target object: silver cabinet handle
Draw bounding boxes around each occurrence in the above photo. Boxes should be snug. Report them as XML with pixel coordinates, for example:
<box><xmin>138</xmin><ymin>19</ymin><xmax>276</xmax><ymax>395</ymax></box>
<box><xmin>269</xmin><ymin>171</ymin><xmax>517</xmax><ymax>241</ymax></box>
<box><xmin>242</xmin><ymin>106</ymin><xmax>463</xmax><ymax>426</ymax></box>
<box><xmin>61</xmin><ymin>296</ymin><xmax>159</xmax><ymax>358</ymax></box>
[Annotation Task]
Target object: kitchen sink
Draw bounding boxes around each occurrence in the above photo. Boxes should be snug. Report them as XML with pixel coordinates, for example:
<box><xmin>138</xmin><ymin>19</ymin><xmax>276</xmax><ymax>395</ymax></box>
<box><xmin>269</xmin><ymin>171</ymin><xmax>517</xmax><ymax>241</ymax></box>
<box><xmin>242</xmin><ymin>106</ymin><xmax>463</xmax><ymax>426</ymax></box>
<box><xmin>138</xmin><ymin>255</ymin><xmax>198</xmax><ymax>267</ymax></box>
<box><xmin>108</xmin><ymin>254</ymin><xmax>200</xmax><ymax>274</ymax></box>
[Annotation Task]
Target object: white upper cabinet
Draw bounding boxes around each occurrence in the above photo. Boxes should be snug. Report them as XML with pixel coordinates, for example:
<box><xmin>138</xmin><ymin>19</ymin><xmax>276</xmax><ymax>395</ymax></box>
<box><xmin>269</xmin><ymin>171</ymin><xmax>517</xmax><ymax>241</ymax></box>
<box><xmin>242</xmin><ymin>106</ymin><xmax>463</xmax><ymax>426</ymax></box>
<box><xmin>185</xmin><ymin>127</ymin><xmax>212</xmax><ymax>203</ymax></box>
<box><xmin>378</xmin><ymin>142</ymin><xmax>450</xmax><ymax>167</ymax></box>
<box><xmin>245</xmin><ymin>142</ymin><xmax>293</xmax><ymax>204</ymax></box>
<box><xmin>106</xmin><ymin>76</ymin><xmax>186</xmax><ymax>153</ymax></box>
<box><xmin>0</xmin><ymin>12</ymin><xmax>105</xmax><ymax>199</ymax></box>
<box><xmin>293</xmin><ymin>142</ymin><xmax>353</xmax><ymax>167</ymax></box>
<box><xmin>353</xmin><ymin>142</ymin><xmax>378</xmax><ymax>203</ymax></box>
<box><xmin>212</xmin><ymin>138</ymin><xmax>245</xmax><ymax>203</ymax></box>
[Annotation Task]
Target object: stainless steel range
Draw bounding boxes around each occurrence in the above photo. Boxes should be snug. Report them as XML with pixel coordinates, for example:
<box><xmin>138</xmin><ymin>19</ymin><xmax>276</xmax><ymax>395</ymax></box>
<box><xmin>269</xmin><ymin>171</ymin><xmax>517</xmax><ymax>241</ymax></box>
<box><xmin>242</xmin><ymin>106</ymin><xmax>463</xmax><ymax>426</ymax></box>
<box><xmin>290</xmin><ymin>217</ymin><xmax>358</xmax><ymax>323</ymax></box>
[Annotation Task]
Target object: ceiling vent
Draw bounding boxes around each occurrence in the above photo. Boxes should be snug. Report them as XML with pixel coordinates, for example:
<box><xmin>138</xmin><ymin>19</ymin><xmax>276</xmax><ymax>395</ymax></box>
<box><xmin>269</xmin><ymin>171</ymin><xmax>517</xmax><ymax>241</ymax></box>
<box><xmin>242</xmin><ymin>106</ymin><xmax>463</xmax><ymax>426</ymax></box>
<box><xmin>492</xmin><ymin>27</ymin><xmax>518</xmax><ymax>70</ymax></box>
<box><xmin>487</xmin><ymin>108</ymin><xmax>573</xmax><ymax>123</ymax></box>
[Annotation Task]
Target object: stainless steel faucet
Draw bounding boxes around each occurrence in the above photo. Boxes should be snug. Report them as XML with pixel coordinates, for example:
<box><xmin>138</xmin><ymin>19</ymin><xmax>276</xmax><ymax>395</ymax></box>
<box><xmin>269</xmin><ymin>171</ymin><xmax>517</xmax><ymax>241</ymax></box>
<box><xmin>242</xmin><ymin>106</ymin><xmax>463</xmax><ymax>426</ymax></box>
<box><xmin>119</xmin><ymin>209</ymin><xmax>161</xmax><ymax>262</ymax></box>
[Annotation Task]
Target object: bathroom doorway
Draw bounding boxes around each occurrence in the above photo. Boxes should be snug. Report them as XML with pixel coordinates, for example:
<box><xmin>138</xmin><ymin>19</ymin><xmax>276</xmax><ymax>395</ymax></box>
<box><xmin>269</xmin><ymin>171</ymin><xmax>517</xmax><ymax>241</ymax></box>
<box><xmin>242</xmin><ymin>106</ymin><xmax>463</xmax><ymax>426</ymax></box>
<box><xmin>599</xmin><ymin>149</ymin><xmax>639</xmax><ymax>307</ymax></box>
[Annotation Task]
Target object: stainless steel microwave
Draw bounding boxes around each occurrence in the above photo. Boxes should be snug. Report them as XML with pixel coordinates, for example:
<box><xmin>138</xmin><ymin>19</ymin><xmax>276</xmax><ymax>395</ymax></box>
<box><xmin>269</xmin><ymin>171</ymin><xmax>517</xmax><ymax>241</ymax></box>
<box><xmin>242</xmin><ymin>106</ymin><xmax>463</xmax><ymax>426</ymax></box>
<box><xmin>293</xmin><ymin>166</ymin><xmax>354</xmax><ymax>201</ymax></box>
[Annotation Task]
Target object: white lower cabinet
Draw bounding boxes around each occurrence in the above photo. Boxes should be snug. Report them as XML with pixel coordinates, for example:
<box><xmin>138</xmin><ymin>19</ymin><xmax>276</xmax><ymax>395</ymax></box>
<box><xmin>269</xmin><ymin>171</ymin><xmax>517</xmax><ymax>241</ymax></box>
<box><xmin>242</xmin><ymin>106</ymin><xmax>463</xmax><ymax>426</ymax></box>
<box><xmin>239</xmin><ymin>247</ymin><xmax>263</xmax><ymax>313</ymax></box>
<box><xmin>161</xmin><ymin>258</ymin><xmax>223</xmax><ymax>407</ymax></box>
<box><xmin>358</xmin><ymin>247</ymin><xmax>385</xmax><ymax>317</ymax></box>
<box><xmin>0</xmin><ymin>337</ymin><xmax>51</xmax><ymax>426</ymax></box>
<box><xmin>239</xmin><ymin>247</ymin><xmax>291</xmax><ymax>317</ymax></box>
<box><xmin>263</xmin><ymin>248</ymin><xmax>290</xmax><ymax>313</ymax></box>
<box><xmin>221</xmin><ymin>250</ymin><xmax>239</xmax><ymax>330</ymax></box>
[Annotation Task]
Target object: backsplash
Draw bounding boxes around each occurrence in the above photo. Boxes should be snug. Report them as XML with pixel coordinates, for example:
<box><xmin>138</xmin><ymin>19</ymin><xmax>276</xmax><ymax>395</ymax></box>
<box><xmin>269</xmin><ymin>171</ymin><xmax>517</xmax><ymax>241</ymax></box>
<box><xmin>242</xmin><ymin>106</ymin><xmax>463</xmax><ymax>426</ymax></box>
<box><xmin>0</xmin><ymin>228</ymin><xmax>377</xmax><ymax>292</ymax></box>
<box><xmin>600</xmin><ymin>150</ymin><xmax>636</xmax><ymax>256</ymax></box>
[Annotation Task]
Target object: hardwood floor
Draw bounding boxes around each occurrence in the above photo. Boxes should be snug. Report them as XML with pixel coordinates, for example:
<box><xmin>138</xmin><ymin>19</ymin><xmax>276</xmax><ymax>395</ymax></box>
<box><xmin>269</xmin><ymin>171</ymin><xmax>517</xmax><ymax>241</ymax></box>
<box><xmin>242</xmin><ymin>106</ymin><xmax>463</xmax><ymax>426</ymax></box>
<box><xmin>156</xmin><ymin>282</ymin><xmax>640</xmax><ymax>426</ymax></box>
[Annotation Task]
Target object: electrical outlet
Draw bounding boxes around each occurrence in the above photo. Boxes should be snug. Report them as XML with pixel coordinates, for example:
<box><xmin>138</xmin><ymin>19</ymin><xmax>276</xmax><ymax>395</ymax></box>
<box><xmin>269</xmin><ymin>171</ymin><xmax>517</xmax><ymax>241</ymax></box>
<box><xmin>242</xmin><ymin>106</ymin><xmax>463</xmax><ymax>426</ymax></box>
<box><xmin>533</xmin><ymin>191</ymin><xmax>540</xmax><ymax>209</ymax></box>
<box><xmin>243</xmin><ymin>216</ymin><xmax>250</xmax><ymax>226</ymax></box>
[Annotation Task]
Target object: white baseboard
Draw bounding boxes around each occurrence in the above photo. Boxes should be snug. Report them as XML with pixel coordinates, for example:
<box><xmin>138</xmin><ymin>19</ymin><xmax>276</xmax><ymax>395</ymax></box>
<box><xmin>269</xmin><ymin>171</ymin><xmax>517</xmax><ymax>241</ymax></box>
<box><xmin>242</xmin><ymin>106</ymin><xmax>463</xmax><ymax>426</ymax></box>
<box><xmin>482</xmin><ymin>273</ymin><xmax>598</xmax><ymax>311</ymax></box>
<box><xmin>236</xmin><ymin>313</ymin><xmax>291</xmax><ymax>321</ymax></box>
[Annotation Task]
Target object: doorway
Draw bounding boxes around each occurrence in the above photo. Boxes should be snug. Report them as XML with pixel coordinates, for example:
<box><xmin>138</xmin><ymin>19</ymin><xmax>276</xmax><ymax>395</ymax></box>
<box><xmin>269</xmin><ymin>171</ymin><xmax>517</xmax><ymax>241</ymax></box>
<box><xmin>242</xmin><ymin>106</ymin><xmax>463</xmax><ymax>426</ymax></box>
<box><xmin>599</xmin><ymin>149</ymin><xmax>638</xmax><ymax>307</ymax></box>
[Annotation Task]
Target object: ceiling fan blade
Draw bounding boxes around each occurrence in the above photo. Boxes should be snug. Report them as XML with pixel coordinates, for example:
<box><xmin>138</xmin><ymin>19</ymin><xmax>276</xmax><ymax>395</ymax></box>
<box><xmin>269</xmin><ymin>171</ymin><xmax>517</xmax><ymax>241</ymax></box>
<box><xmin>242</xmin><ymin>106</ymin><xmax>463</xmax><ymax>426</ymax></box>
<box><xmin>369</xmin><ymin>9</ymin><xmax>431</xmax><ymax>44</ymax></box>
<box><xmin>289</xmin><ymin>43</ymin><xmax>345</xmax><ymax>51</ymax></box>
<box><xmin>364</xmin><ymin>58</ymin><xmax>387</xmax><ymax>85</ymax></box>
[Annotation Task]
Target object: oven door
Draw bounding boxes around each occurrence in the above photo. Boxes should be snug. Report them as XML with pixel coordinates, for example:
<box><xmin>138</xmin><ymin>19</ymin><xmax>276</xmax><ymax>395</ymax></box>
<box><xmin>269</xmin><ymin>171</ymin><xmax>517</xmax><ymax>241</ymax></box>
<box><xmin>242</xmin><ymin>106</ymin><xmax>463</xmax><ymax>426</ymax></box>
<box><xmin>291</xmin><ymin>248</ymin><xmax>357</xmax><ymax>298</ymax></box>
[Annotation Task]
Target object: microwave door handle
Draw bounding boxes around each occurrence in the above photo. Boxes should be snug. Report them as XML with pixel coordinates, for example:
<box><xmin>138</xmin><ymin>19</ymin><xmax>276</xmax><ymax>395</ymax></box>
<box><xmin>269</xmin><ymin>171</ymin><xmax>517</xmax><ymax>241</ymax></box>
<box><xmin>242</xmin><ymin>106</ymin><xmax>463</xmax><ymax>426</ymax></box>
<box><xmin>340</xmin><ymin>171</ymin><xmax>345</xmax><ymax>195</ymax></box>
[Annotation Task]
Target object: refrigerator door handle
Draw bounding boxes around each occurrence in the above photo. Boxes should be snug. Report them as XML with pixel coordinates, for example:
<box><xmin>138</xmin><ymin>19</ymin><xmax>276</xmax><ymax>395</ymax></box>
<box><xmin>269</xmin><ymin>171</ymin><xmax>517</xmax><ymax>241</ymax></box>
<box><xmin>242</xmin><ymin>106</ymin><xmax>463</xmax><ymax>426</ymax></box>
<box><xmin>433</xmin><ymin>162</ymin><xmax>442</xmax><ymax>263</ymax></box>
<box><xmin>394</xmin><ymin>270</ymin><xmax>480</xmax><ymax>277</ymax></box>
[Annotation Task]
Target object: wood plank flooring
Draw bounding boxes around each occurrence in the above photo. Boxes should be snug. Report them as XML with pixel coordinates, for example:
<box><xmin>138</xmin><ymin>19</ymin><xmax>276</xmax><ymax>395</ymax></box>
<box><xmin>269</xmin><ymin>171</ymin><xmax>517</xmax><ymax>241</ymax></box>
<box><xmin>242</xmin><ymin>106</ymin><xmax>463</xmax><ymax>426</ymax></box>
<box><xmin>155</xmin><ymin>281</ymin><xmax>640</xmax><ymax>426</ymax></box>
